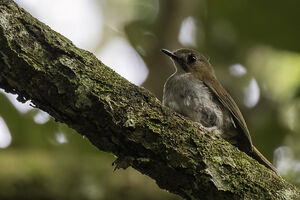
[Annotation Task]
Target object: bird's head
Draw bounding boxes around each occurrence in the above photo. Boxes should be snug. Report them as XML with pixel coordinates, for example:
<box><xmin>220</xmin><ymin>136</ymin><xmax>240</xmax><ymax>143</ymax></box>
<box><xmin>161</xmin><ymin>48</ymin><xmax>215</xmax><ymax>78</ymax></box>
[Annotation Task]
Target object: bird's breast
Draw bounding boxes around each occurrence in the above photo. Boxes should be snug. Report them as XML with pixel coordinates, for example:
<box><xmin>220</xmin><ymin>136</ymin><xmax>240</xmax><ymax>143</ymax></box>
<box><xmin>163</xmin><ymin>73</ymin><xmax>234</xmax><ymax>132</ymax></box>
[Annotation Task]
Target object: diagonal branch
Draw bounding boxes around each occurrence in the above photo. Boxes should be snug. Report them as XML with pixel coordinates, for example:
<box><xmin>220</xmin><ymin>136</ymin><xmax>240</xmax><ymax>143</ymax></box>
<box><xmin>0</xmin><ymin>1</ymin><xmax>299</xmax><ymax>199</ymax></box>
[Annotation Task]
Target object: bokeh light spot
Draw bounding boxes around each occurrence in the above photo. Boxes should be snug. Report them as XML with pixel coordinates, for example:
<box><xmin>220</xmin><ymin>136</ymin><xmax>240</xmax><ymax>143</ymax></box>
<box><xmin>243</xmin><ymin>78</ymin><xmax>260</xmax><ymax>108</ymax></box>
<box><xmin>178</xmin><ymin>16</ymin><xmax>197</xmax><ymax>47</ymax></box>
<box><xmin>0</xmin><ymin>116</ymin><xmax>12</xmax><ymax>149</ymax></box>
<box><xmin>96</xmin><ymin>37</ymin><xmax>148</xmax><ymax>86</ymax></box>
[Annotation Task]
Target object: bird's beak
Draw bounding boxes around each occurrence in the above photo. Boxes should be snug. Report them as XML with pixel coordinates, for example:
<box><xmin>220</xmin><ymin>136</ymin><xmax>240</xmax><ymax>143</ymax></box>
<box><xmin>161</xmin><ymin>49</ymin><xmax>179</xmax><ymax>60</ymax></box>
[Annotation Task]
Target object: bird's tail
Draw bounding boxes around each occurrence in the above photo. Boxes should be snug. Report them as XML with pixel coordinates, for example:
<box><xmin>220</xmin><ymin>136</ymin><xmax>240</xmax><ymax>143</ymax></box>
<box><xmin>250</xmin><ymin>146</ymin><xmax>278</xmax><ymax>175</ymax></box>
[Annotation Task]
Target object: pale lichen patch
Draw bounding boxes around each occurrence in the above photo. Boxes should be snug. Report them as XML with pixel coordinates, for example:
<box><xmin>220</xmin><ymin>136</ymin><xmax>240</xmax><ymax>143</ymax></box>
<box><xmin>204</xmin><ymin>159</ymin><xmax>232</xmax><ymax>192</ymax></box>
<box><xmin>276</xmin><ymin>188</ymin><xmax>299</xmax><ymax>200</ymax></box>
<box><xmin>0</xmin><ymin>9</ymin><xmax>12</xmax><ymax>36</ymax></box>
<box><xmin>59</xmin><ymin>55</ymin><xmax>79</xmax><ymax>71</ymax></box>
<box><xmin>124</xmin><ymin>118</ymin><xmax>135</xmax><ymax>128</ymax></box>
<box><xmin>103</xmin><ymin>95</ymin><xmax>114</xmax><ymax>112</ymax></box>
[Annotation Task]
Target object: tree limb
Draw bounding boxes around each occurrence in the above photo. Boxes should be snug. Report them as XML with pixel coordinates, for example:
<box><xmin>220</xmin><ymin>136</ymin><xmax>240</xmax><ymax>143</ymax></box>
<box><xmin>0</xmin><ymin>1</ymin><xmax>299</xmax><ymax>199</ymax></box>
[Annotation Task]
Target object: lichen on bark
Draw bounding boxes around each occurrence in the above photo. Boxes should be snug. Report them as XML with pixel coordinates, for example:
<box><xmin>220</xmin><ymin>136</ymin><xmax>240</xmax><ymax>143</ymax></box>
<box><xmin>0</xmin><ymin>1</ymin><xmax>299</xmax><ymax>200</ymax></box>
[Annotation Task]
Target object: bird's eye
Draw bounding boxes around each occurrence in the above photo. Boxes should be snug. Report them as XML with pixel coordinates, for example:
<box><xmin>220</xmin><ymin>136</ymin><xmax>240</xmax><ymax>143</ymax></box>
<box><xmin>187</xmin><ymin>55</ymin><xmax>197</xmax><ymax>63</ymax></box>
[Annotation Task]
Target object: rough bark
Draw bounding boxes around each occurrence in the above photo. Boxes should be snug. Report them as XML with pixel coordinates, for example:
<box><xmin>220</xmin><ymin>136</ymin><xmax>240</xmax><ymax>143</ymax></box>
<box><xmin>0</xmin><ymin>1</ymin><xmax>299</xmax><ymax>200</ymax></box>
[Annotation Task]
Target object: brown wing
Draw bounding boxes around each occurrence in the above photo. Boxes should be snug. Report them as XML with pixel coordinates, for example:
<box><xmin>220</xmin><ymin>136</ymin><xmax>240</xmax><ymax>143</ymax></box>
<box><xmin>203</xmin><ymin>77</ymin><xmax>253</xmax><ymax>151</ymax></box>
<box><xmin>201</xmin><ymin>74</ymin><xmax>278</xmax><ymax>173</ymax></box>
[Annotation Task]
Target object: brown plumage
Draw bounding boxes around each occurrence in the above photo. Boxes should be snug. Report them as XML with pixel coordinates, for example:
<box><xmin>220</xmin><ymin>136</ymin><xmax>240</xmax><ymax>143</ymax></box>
<box><xmin>162</xmin><ymin>48</ymin><xmax>277</xmax><ymax>174</ymax></box>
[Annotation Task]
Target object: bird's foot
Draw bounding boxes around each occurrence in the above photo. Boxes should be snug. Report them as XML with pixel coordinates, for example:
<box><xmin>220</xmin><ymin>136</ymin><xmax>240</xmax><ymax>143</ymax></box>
<box><xmin>195</xmin><ymin>122</ymin><xmax>222</xmax><ymax>135</ymax></box>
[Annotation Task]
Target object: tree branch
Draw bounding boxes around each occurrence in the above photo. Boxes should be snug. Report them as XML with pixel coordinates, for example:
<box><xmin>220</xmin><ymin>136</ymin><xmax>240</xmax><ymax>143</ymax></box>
<box><xmin>0</xmin><ymin>1</ymin><xmax>299</xmax><ymax>199</ymax></box>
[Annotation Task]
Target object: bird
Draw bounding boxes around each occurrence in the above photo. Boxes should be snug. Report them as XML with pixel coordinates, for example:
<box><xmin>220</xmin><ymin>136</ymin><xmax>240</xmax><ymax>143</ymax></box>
<box><xmin>161</xmin><ymin>48</ymin><xmax>277</xmax><ymax>174</ymax></box>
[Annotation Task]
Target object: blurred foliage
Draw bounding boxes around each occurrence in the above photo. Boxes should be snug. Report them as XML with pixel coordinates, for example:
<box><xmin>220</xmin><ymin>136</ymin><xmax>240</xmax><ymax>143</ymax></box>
<box><xmin>0</xmin><ymin>92</ymin><xmax>180</xmax><ymax>200</ymax></box>
<box><xmin>1</xmin><ymin>0</ymin><xmax>300</xmax><ymax>199</ymax></box>
<box><xmin>0</xmin><ymin>150</ymin><xmax>180</xmax><ymax>200</ymax></box>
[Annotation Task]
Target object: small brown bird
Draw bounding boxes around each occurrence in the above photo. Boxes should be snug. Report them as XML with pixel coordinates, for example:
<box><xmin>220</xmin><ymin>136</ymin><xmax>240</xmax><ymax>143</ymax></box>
<box><xmin>161</xmin><ymin>48</ymin><xmax>277</xmax><ymax>173</ymax></box>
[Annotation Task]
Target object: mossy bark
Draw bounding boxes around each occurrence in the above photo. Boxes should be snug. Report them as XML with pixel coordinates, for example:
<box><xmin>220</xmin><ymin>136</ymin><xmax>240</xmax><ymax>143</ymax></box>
<box><xmin>0</xmin><ymin>1</ymin><xmax>299</xmax><ymax>199</ymax></box>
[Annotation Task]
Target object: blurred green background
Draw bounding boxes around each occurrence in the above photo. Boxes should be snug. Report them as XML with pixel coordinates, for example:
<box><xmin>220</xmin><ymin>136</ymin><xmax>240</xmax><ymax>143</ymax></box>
<box><xmin>1</xmin><ymin>0</ymin><xmax>300</xmax><ymax>199</ymax></box>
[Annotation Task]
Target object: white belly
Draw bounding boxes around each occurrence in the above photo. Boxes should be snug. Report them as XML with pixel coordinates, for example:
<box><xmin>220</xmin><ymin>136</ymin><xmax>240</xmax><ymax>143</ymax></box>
<box><xmin>163</xmin><ymin>73</ymin><xmax>233</xmax><ymax>130</ymax></box>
